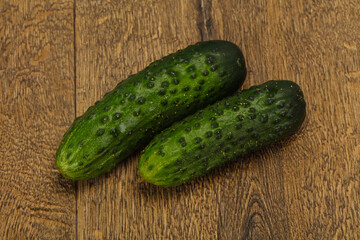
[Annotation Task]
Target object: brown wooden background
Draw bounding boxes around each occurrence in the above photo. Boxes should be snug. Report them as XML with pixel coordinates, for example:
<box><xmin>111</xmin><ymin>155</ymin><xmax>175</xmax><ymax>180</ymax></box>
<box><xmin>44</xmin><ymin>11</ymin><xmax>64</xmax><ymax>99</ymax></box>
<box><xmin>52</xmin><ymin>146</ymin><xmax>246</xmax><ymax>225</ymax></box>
<box><xmin>1</xmin><ymin>0</ymin><xmax>359</xmax><ymax>239</ymax></box>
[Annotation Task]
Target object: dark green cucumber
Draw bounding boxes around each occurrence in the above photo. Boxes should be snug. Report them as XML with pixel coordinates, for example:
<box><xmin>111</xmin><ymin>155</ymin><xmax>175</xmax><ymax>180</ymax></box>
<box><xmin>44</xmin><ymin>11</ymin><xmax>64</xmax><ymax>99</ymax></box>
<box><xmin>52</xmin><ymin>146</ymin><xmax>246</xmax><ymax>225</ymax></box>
<box><xmin>56</xmin><ymin>40</ymin><xmax>246</xmax><ymax>180</ymax></box>
<box><xmin>138</xmin><ymin>80</ymin><xmax>306</xmax><ymax>186</ymax></box>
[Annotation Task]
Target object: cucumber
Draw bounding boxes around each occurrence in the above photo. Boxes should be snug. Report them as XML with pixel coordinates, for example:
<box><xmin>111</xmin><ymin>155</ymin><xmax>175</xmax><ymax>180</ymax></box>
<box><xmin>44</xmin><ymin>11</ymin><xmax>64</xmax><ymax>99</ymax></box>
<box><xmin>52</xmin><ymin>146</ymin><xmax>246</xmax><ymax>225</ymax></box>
<box><xmin>138</xmin><ymin>80</ymin><xmax>306</xmax><ymax>186</ymax></box>
<box><xmin>56</xmin><ymin>40</ymin><xmax>247</xmax><ymax>180</ymax></box>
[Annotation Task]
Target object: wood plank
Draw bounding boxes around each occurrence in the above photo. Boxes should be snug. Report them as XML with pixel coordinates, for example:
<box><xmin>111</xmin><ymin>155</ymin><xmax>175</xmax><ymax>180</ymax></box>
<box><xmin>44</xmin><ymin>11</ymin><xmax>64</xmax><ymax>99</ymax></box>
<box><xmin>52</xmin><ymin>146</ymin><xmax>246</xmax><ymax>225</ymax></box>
<box><xmin>208</xmin><ymin>1</ymin><xmax>291</xmax><ymax>238</ymax></box>
<box><xmin>0</xmin><ymin>0</ymin><xmax>76</xmax><ymax>239</ymax></box>
<box><xmin>75</xmin><ymin>1</ymin><xmax>220</xmax><ymax>239</ymax></box>
<box><xmin>208</xmin><ymin>0</ymin><xmax>360</xmax><ymax>239</ymax></box>
<box><xmin>270</xmin><ymin>1</ymin><xmax>360</xmax><ymax>239</ymax></box>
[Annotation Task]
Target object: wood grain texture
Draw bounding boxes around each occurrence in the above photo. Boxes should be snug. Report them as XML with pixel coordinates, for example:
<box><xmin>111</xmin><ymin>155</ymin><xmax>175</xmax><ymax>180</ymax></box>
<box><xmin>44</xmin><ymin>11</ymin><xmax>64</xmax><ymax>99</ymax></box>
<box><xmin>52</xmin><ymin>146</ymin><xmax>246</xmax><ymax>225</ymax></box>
<box><xmin>75</xmin><ymin>1</ymin><xmax>221</xmax><ymax>239</ymax></box>
<box><xmin>1</xmin><ymin>0</ymin><xmax>360</xmax><ymax>239</ymax></box>
<box><xmin>207</xmin><ymin>0</ymin><xmax>360</xmax><ymax>239</ymax></box>
<box><xmin>0</xmin><ymin>1</ymin><xmax>76</xmax><ymax>239</ymax></box>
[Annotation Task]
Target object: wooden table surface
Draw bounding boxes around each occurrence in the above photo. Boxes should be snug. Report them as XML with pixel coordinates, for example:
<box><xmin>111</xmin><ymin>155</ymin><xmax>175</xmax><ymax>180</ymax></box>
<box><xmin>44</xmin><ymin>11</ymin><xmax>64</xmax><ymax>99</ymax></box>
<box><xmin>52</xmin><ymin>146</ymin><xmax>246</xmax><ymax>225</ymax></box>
<box><xmin>1</xmin><ymin>0</ymin><xmax>359</xmax><ymax>239</ymax></box>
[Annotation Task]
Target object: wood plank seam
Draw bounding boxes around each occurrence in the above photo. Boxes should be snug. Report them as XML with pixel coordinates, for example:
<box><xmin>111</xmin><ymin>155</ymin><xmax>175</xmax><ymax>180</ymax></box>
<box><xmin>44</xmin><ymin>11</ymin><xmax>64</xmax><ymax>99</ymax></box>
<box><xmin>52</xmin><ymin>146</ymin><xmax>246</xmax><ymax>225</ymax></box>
<box><xmin>198</xmin><ymin>0</ymin><xmax>213</xmax><ymax>41</ymax></box>
<box><xmin>73</xmin><ymin>1</ymin><xmax>79</xmax><ymax>240</ymax></box>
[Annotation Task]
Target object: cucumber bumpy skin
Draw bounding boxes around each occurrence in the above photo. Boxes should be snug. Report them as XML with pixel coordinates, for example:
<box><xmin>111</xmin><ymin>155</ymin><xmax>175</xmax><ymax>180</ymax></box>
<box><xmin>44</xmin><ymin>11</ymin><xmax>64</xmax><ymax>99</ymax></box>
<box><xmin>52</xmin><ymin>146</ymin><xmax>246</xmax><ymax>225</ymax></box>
<box><xmin>56</xmin><ymin>40</ymin><xmax>247</xmax><ymax>180</ymax></box>
<box><xmin>139</xmin><ymin>80</ymin><xmax>306</xmax><ymax>187</ymax></box>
